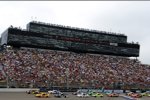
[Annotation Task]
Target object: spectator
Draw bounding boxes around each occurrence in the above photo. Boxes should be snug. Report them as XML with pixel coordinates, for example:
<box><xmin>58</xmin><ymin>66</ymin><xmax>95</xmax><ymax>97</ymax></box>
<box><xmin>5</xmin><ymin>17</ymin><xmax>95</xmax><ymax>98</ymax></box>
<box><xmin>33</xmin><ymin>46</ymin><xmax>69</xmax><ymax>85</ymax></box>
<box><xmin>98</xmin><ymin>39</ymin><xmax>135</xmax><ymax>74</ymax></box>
<box><xmin>0</xmin><ymin>47</ymin><xmax>149</xmax><ymax>89</ymax></box>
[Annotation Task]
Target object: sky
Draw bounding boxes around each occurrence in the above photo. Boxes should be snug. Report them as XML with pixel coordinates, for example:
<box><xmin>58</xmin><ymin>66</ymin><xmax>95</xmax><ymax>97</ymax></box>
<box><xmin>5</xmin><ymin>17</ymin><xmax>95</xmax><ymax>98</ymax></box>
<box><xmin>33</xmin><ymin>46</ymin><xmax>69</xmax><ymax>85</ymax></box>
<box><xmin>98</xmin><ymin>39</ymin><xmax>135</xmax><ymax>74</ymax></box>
<box><xmin>0</xmin><ymin>1</ymin><xmax>150</xmax><ymax>64</ymax></box>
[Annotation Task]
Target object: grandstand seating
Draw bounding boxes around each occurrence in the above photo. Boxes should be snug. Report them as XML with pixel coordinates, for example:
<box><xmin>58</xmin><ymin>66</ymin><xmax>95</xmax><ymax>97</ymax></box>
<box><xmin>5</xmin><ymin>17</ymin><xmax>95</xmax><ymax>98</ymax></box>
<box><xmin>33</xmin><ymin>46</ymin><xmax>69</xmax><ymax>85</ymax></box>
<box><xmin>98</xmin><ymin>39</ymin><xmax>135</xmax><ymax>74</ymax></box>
<box><xmin>0</xmin><ymin>47</ymin><xmax>149</xmax><ymax>89</ymax></box>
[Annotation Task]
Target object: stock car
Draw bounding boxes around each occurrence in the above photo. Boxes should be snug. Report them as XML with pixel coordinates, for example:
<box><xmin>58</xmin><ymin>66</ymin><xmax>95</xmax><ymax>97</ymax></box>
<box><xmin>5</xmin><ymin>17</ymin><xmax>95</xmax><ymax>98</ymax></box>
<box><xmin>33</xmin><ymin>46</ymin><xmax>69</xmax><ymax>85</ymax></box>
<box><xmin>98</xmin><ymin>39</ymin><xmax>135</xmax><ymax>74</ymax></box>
<box><xmin>141</xmin><ymin>92</ymin><xmax>148</xmax><ymax>96</ymax></box>
<box><xmin>26</xmin><ymin>89</ymin><xmax>39</xmax><ymax>94</ymax></box>
<box><xmin>107</xmin><ymin>93</ymin><xmax>119</xmax><ymax>97</ymax></box>
<box><xmin>48</xmin><ymin>90</ymin><xmax>59</xmax><ymax>94</ymax></box>
<box><xmin>53</xmin><ymin>91</ymin><xmax>67</xmax><ymax>98</ymax></box>
<box><xmin>92</xmin><ymin>93</ymin><xmax>104</xmax><ymax>97</ymax></box>
<box><xmin>130</xmin><ymin>93</ymin><xmax>142</xmax><ymax>98</ymax></box>
<box><xmin>72</xmin><ymin>91</ymin><xmax>78</xmax><ymax>95</ymax></box>
<box><xmin>35</xmin><ymin>92</ymin><xmax>50</xmax><ymax>98</ymax></box>
<box><xmin>140</xmin><ymin>92</ymin><xmax>146</xmax><ymax>96</ymax></box>
<box><xmin>77</xmin><ymin>92</ymin><xmax>89</xmax><ymax>98</ymax></box>
<box><xmin>126</xmin><ymin>92</ymin><xmax>134</xmax><ymax>96</ymax></box>
<box><xmin>141</xmin><ymin>92</ymin><xmax>150</xmax><ymax>96</ymax></box>
<box><xmin>73</xmin><ymin>90</ymin><xmax>81</xmax><ymax>95</ymax></box>
<box><xmin>73</xmin><ymin>90</ymin><xmax>86</xmax><ymax>95</ymax></box>
<box><xmin>88</xmin><ymin>91</ymin><xmax>96</xmax><ymax>96</ymax></box>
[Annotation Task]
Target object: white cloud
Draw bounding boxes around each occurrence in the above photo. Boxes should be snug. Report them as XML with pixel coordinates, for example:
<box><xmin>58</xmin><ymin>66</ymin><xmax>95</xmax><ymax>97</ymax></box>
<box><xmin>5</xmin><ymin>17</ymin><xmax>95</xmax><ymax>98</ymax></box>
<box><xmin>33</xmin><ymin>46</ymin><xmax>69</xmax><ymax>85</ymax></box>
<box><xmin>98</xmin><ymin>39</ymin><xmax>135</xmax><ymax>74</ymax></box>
<box><xmin>0</xmin><ymin>1</ymin><xmax>150</xmax><ymax>64</ymax></box>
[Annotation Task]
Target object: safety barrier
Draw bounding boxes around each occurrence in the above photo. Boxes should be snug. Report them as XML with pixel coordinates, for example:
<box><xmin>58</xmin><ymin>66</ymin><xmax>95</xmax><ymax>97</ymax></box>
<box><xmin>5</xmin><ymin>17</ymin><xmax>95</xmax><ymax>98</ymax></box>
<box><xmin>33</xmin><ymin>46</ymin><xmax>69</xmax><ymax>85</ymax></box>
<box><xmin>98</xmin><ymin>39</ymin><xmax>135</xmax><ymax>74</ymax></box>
<box><xmin>0</xmin><ymin>88</ymin><xmax>39</xmax><ymax>92</ymax></box>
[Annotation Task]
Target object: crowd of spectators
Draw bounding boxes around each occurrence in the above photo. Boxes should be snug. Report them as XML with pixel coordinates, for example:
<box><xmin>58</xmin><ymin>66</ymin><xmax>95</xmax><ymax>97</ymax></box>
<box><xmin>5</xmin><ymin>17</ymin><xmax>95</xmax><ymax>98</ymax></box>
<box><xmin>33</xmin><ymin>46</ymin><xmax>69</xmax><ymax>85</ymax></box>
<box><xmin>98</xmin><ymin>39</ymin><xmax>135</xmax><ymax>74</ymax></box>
<box><xmin>0</xmin><ymin>47</ymin><xmax>149</xmax><ymax>89</ymax></box>
<box><xmin>0</xmin><ymin>71</ymin><xmax>5</xmax><ymax>81</ymax></box>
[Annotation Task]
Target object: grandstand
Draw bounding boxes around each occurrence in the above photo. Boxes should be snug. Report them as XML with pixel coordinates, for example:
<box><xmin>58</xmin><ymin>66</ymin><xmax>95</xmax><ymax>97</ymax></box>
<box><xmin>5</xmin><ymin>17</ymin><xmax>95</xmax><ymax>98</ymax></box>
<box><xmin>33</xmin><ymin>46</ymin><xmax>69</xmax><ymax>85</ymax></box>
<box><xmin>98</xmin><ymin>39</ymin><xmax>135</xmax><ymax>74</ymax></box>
<box><xmin>0</xmin><ymin>21</ymin><xmax>149</xmax><ymax>92</ymax></box>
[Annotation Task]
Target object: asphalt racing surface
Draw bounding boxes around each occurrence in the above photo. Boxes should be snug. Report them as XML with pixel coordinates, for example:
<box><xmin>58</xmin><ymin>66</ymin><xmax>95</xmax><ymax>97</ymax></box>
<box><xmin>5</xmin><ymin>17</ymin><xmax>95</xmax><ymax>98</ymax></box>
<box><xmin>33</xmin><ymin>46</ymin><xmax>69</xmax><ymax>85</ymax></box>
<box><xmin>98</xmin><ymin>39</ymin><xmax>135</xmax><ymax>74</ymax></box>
<box><xmin>0</xmin><ymin>92</ymin><xmax>150</xmax><ymax>100</ymax></box>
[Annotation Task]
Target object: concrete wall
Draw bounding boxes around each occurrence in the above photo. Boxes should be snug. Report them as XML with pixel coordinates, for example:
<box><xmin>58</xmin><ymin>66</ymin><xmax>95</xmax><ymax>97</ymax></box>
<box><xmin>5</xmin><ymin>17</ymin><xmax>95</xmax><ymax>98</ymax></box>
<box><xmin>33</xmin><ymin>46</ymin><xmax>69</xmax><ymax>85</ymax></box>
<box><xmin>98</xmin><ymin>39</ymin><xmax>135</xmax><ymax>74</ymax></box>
<box><xmin>0</xmin><ymin>88</ymin><xmax>39</xmax><ymax>92</ymax></box>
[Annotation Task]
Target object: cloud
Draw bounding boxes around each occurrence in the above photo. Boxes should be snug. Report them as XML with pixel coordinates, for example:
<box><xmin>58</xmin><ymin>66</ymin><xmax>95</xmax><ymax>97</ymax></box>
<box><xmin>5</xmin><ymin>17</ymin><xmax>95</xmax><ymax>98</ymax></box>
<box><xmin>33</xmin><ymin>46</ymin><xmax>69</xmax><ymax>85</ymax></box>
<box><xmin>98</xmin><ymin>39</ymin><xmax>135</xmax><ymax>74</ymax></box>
<box><xmin>0</xmin><ymin>1</ymin><xmax>150</xmax><ymax>64</ymax></box>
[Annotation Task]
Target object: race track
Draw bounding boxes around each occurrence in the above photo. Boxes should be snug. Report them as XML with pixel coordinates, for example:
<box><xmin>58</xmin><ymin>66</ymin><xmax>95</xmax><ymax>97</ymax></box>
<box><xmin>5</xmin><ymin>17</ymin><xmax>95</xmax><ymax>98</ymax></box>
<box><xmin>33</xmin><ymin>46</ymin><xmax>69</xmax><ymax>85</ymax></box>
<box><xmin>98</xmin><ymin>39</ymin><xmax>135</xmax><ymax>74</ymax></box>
<box><xmin>0</xmin><ymin>92</ymin><xmax>149</xmax><ymax>100</ymax></box>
